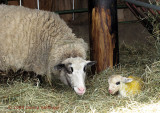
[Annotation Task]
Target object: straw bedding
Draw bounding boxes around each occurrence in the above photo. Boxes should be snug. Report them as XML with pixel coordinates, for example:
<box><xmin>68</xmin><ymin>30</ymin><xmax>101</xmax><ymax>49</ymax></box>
<box><xmin>0</xmin><ymin>36</ymin><xmax>159</xmax><ymax>112</ymax></box>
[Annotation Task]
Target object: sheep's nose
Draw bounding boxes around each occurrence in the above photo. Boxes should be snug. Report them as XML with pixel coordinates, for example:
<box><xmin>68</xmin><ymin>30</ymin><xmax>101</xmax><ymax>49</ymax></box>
<box><xmin>78</xmin><ymin>87</ymin><xmax>85</xmax><ymax>92</ymax></box>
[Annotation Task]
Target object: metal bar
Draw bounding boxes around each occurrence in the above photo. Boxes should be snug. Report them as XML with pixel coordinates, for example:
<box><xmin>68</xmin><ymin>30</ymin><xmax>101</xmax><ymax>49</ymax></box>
<box><xmin>141</xmin><ymin>7</ymin><xmax>148</xmax><ymax>13</ymax></box>
<box><xmin>149</xmin><ymin>8</ymin><xmax>156</xmax><ymax>16</ymax></box>
<box><xmin>126</xmin><ymin>2</ymin><xmax>154</xmax><ymax>36</ymax></box>
<box><xmin>55</xmin><ymin>8</ymin><xmax>88</xmax><ymax>14</ymax></box>
<box><xmin>148</xmin><ymin>9</ymin><xmax>160</xmax><ymax>22</ymax></box>
<box><xmin>126</xmin><ymin>3</ymin><xmax>139</xmax><ymax>18</ymax></box>
<box><xmin>37</xmin><ymin>0</ymin><xmax>39</xmax><ymax>10</ymax></box>
<box><xmin>19</xmin><ymin>0</ymin><xmax>21</xmax><ymax>6</ymax></box>
<box><xmin>157</xmin><ymin>10</ymin><xmax>160</xmax><ymax>15</ymax></box>
<box><xmin>55</xmin><ymin>5</ymin><xmax>128</xmax><ymax>14</ymax></box>
<box><xmin>124</xmin><ymin>0</ymin><xmax>160</xmax><ymax>11</ymax></box>
<box><xmin>140</xmin><ymin>7</ymin><xmax>148</xmax><ymax>17</ymax></box>
<box><xmin>132</xmin><ymin>4</ymin><xmax>145</xmax><ymax>18</ymax></box>
<box><xmin>72</xmin><ymin>0</ymin><xmax>74</xmax><ymax>20</ymax></box>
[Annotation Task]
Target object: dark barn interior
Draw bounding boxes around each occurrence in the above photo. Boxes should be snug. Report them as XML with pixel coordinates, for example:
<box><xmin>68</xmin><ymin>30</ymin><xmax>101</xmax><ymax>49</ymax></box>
<box><xmin>0</xmin><ymin>0</ymin><xmax>151</xmax><ymax>43</ymax></box>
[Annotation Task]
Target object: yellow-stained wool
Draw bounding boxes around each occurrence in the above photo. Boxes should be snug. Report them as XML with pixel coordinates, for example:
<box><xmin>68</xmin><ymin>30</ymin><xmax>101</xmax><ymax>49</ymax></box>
<box><xmin>108</xmin><ymin>75</ymin><xmax>144</xmax><ymax>97</ymax></box>
<box><xmin>123</xmin><ymin>76</ymin><xmax>143</xmax><ymax>95</ymax></box>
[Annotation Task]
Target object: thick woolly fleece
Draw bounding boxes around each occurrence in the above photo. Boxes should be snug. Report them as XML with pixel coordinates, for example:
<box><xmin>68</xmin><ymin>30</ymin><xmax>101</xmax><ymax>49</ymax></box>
<box><xmin>0</xmin><ymin>5</ymin><xmax>88</xmax><ymax>83</ymax></box>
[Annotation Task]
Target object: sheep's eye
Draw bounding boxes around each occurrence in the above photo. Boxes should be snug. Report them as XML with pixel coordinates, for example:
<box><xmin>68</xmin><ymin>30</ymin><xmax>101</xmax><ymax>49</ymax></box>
<box><xmin>68</xmin><ymin>67</ymin><xmax>73</xmax><ymax>74</ymax></box>
<box><xmin>83</xmin><ymin>66</ymin><xmax>87</xmax><ymax>72</ymax></box>
<box><xmin>70</xmin><ymin>67</ymin><xmax>73</xmax><ymax>72</ymax></box>
<box><xmin>66</xmin><ymin>67</ymin><xmax>73</xmax><ymax>74</ymax></box>
<box><xmin>116</xmin><ymin>81</ymin><xmax>120</xmax><ymax>85</ymax></box>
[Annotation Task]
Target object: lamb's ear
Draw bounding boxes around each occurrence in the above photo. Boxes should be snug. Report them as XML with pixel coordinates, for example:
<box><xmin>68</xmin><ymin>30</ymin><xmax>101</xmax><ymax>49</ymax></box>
<box><xmin>54</xmin><ymin>64</ymin><xmax>65</xmax><ymax>70</ymax></box>
<box><xmin>86</xmin><ymin>61</ymin><xmax>97</xmax><ymax>67</ymax></box>
<box><xmin>121</xmin><ymin>77</ymin><xmax>133</xmax><ymax>83</ymax></box>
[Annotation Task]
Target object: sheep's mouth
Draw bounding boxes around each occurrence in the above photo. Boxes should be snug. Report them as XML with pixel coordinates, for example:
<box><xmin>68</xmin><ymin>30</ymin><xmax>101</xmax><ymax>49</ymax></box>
<box><xmin>76</xmin><ymin>92</ymin><xmax>85</xmax><ymax>96</ymax></box>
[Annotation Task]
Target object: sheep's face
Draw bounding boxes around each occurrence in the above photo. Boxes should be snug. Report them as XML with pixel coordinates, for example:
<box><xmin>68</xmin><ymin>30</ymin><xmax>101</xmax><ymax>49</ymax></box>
<box><xmin>108</xmin><ymin>75</ymin><xmax>133</xmax><ymax>95</ymax></box>
<box><xmin>54</xmin><ymin>57</ymin><xmax>96</xmax><ymax>96</ymax></box>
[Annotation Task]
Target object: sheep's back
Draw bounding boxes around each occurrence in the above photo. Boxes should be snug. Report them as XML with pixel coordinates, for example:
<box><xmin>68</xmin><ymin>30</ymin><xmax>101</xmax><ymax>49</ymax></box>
<box><xmin>0</xmin><ymin>5</ymin><xmax>73</xmax><ymax>72</ymax></box>
<box><xmin>0</xmin><ymin>5</ymin><xmax>36</xmax><ymax>69</ymax></box>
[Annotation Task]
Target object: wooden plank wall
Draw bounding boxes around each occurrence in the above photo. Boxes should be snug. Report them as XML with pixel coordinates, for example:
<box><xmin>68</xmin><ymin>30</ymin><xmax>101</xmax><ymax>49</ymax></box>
<box><xmin>52</xmin><ymin>0</ymin><xmax>73</xmax><ymax>22</ymax></box>
<box><xmin>7</xmin><ymin>0</ymin><xmax>88</xmax><ymax>23</ymax></box>
<box><xmin>8</xmin><ymin>0</ymin><xmax>52</xmax><ymax>10</ymax></box>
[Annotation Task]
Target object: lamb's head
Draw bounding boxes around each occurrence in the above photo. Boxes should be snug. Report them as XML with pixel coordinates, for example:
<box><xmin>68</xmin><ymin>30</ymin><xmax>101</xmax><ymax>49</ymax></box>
<box><xmin>108</xmin><ymin>75</ymin><xmax>133</xmax><ymax>95</ymax></box>
<box><xmin>54</xmin><ymin>57</ymin><xmax>96</xmax><ymax>95</ymax></box>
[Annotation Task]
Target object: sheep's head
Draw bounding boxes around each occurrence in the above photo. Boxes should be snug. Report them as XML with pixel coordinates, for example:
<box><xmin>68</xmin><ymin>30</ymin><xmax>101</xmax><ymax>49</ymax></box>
<box><xmin>54</xmin><ymin>57</ymin><xmax>96</xmax><ymax>95</ymax></box>
<box><xmin>108</xmin><ymin>75</ymin><xmax>133</xmax><ymax>95</ymax></box>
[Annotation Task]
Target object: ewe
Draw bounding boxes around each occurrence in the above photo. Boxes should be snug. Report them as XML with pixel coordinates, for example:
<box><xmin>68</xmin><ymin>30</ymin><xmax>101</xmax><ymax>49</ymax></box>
<box><xmin>0</xmin><ymin>5</ymin><xmax>96</xmax><ymax>95</ymax></box>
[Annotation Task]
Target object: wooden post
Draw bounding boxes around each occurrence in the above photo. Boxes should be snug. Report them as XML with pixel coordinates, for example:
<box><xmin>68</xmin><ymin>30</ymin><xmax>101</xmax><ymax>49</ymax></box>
<box><xmin>89</xmin><ymin>0</ymin><xmax>119</xmax><ymax>73</ymax></box>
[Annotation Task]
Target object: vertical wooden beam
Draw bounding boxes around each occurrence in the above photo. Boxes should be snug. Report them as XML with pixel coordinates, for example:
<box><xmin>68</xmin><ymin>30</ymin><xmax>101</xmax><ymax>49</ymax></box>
<box><xmin>89</xmin><ymin>0</ymin><xmax>119</xmax><ymax>73</ymax></box>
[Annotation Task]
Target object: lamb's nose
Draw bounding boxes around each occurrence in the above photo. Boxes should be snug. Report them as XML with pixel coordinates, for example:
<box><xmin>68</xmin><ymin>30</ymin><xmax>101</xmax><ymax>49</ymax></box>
<box><xmin>108</xmin><ymin>89</ymin><xmax>112</xmax><ymax>94</ymax></box>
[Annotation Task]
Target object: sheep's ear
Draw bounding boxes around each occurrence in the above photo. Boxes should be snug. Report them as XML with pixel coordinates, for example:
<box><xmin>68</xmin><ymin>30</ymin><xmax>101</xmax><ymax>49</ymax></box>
<box><xmin>122</xmin><ymin>77</ymin><xmax>133</xmax><ymax>83</ymax></box>
<box><xmin>86</xmin><ymin>61</ymin><xmax>96</xmax><ymax>67</ymax></box>
<box><xmin>54</xmin><ymin>64</ymin><xmax>65</xmax><ymax>70</ymax></box>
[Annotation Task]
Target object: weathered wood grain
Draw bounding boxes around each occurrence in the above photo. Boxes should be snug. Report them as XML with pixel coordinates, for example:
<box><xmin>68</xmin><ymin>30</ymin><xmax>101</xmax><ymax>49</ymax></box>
<box><xmin>89</xmin><ymin>0</ymin><xmax>119</xmax><ymax>73</ymax></box>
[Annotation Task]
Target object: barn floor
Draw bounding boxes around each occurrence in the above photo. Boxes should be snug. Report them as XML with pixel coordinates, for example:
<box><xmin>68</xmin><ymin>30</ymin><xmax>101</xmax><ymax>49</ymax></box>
<box><xmin>0</xmin><ymin>22</ymin><xmax>160</xmax><ymax>112</ymax></box>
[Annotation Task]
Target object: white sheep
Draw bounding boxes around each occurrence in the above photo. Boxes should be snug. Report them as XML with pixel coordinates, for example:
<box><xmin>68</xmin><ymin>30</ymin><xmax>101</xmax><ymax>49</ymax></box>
<box><xmin>108</xmin><ymin>75</ymin><xmax>143</xmax><ymax>97</ymax></box>
<box><xmin>0</xmin><ymin>5</ymin><xmax>96</xmax><ymax>95</ymax></box>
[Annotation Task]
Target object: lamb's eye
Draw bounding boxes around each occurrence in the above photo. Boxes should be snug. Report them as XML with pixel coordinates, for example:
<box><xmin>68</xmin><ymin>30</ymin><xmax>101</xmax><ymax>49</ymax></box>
<box><xmin>116</xmin><ymin>81</ymin><xmax>120</xmax><ymax>85</ymax></box>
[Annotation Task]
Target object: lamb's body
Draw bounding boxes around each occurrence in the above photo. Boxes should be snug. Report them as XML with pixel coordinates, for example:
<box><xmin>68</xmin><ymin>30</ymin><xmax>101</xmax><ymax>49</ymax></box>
<box><xmin>119</xmin><ymin>76</ymin><xmax>143</xmax><ymax>97</ymax></box>
<box><xmin>108</xmin><ymin>75</ymin><xmax>143</xmax><ymax>97</ymax></box>
<box><xmin>0</xmin><ymin>5</ymin><xmax>88</xmax><ymax>87</ymax></box>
